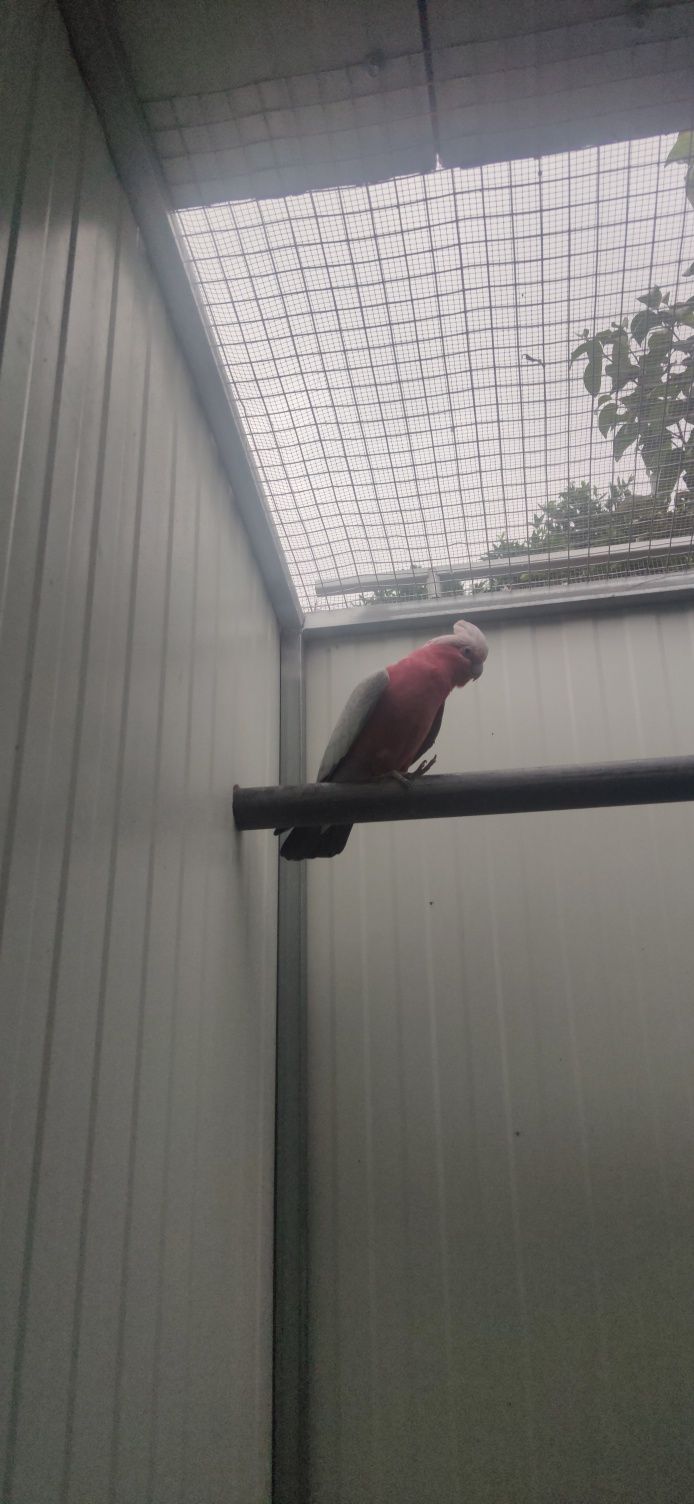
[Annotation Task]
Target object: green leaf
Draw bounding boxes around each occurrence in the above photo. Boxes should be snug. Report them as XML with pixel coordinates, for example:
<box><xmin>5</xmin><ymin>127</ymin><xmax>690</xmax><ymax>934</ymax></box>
<box><xmin>597</xmin><ymin>403</ymin><xmax>619</xmax><ymax>437</ymax></box>
<box><xmin>637</xmin><ymin>286</ymin><xmax>663</xmax><ymax>309</ymax></box>
<box><xmin>641</xmin><ymin>427</ymin><xmax>673</xmax><ymax>456</ymax></box>
<box><xmin>605</xmin><ymin>361</ymin><xmax>639</xmax><ymax>392</ymax></box>
<box><xmin>687</xmin><ymin>162</ymin><xmax>694</xmax><ymax>211</ymax></box>
<box><xmin>596</xmin><ymin>393</ymin><xmax>613</xmax><ymax>407</ymax></box>
<box><xmin>570</xmin><ymin>342</ymin><xmax>589</xmax><ymax>364</ymax></box>
<box><xmin>583</xmin><ymin>357</ymin><xmax>603</xmax><ymax>397</ymax></box>
<box><xmin>641</xmin><ymin>363</ymin><xmax>665</xmax><ymax>390</ymax></box>
<box><xmin>683</xmin><ymin>263</ymin><xmax>694</xmax><ymax>277</ymax></box>
<box><xmin>665</xmin><ymin>131</ymin><xmax>694</xmax><ymax>166</ymax></box>
<box><xmin>647</xmin><ymin>329</ymin><xmax>673</xmax><ymax>360</ymax></box>
<box><xmin>616</xmin><ymin>364</ymin><xmax>640</xmax><ymax>391</ymax></box>
<box><xmin>613</xmin><ymin>423</ymin><xmax>638</xmax><ymax>460</ymax></box>
<box><xmin>631</xmin><ymin>309</ymin><xmax>663</xmax><ymax>344</ymax></box>
<box><xmin>607</xmin><ymin>330</ymin><xmax>636</xmax><ymax>390</ymax></box>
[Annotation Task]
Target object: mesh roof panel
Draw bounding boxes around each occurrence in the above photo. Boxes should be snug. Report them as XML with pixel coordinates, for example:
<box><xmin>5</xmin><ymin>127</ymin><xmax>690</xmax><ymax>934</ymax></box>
<box><xmin>178</xmin><ymin>132</ymin><xmax>694</xmax><ymax>611</ymax></box>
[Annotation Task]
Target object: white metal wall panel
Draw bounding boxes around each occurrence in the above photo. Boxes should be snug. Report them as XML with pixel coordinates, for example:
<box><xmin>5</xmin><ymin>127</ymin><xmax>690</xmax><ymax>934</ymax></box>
<box><xmin>304</xmin><ymin>607</ymin><xmax>694</xmax><ymax>1504</ymax></box>
<box><xmin>0</xmin><ymin>4</ymin><xmax>279</xmax><ymax>1501</ymax></box>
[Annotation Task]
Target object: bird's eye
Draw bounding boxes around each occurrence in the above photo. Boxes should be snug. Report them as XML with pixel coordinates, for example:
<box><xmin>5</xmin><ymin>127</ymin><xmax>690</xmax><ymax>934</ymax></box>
<box><xmin>462</xmin><ymin>646</ymin><xmax>472</xmax><ymax>658</ymax></box>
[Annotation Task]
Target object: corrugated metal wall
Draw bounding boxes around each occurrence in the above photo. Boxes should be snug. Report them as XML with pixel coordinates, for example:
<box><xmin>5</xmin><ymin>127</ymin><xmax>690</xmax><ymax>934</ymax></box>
<box><xmin>0</xmin><ymin>4</ymin><xmax>279</xmax><ymax>1501</ymax></box>
<box><xmin>304</xmin><ymin>607</ymin><xmax>694</xmax><ymax>1504</ymax></box>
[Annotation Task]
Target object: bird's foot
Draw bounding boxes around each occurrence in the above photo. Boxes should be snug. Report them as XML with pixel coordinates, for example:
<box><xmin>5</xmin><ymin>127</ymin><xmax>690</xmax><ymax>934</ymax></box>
<box><xmin>378</xmin><ymin>757</ymin><xmax>437</xmax><ymax>791</ymax></box>
<box><xmin>376</xmin><ymin>757</ymin><xmax>437</xmax><ymax>790</ymax></box>
<box><xmin>408</xmin><ymin>755</ymin><xmax>437</xmax><ymax>778</ymax></box>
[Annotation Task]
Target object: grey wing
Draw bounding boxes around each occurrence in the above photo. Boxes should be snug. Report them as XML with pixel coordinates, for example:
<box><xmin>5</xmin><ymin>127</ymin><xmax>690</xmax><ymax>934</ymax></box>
<box><xmin>316</xmin><ymin>668</ymin><xmax>389</xmax><ymax>782</ymax></box>
<box><xmin>410</xmin><ymin>702</ymin><xmax>445</xmax><ymax>765</ymax></box>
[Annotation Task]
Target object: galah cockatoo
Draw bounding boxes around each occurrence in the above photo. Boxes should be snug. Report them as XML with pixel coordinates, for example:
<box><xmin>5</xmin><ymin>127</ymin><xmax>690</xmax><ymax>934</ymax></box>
<box><xmin>279</xmin><ymin>618</ymin><xmax>488</xmax><ymax>860</ymax></box>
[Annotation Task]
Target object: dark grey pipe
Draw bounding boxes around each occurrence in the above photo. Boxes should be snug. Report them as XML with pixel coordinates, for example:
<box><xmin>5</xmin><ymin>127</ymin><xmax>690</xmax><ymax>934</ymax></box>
<box><xmin>234</xmin><ymin>756</ymin><xmax>694</xmax><ymax>830</ymax></box>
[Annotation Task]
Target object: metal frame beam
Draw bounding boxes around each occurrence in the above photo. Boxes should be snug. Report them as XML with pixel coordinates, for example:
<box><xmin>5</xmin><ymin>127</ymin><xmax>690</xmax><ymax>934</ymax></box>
<box><xmin>273</xmin><ymin>633</ymin><xmax>308</xmax><ymax>1504</ymax></box>
<box><xmin>234</xmin><ymin>756</ymin><xmax>694</xmax><ymax>831</ymax></box>
<box><xmin>56</xmin><ymin>0</ymin><xmax>302</xmax><ymax>633</ymax></box>
<box><xmin>302</xmin><ymin>571</ymin><xmax>694</xmax><ymax>640</ymax></box>
<box><xmin>313</xmin><ymin>536</ymin><xmax>694</xmax><ymax>597</ymax></box>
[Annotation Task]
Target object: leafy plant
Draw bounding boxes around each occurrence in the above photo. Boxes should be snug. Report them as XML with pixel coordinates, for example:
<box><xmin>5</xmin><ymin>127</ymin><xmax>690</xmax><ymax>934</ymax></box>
<box><xmin>570</xmin><ymin>287</ymin><xmax>694</xmax><ymax>500</ymax></box>
<box><xmin>486</xmin><ymin>481</ymin><xmax>633</xmax><ymax>553</ymax></box>
<box><xmin>352</xmin><ymin>472</ymin><xmax>694</xmax><ymax>603</ymax></box>
<box><xmin>476</xmin><ymin>479</ymin><xmax>694</xmax><ymax>592</ymax></box>
<box><xmin>570</xmin><ymin>131</ymin><xmax>694</xmax><ymax>502</ymax></box>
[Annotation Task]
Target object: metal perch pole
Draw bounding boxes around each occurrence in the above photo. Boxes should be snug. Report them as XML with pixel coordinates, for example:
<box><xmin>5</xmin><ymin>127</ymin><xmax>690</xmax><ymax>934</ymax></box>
<box><xmin>233</xmin><ymin>755</ymin><xmax>694</xmax><ymax>831</ymax></box>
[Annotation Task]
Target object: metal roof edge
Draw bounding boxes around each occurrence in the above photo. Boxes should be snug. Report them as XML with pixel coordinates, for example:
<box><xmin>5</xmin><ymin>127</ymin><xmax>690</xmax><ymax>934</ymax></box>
<box><xmin>301</xmin><ymin>572</ymin><xmax>694</xmax><ymax>640</ymax></box>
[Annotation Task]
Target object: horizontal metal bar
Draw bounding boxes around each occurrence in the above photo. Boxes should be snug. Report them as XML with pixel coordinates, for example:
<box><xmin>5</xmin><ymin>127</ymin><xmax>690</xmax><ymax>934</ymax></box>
<box><xmin>302</xmin><ymin>571</ymin><xmax>694</xmax><ymax>640</ymax></box>
<box><xmin>234</xmin><ymin>756</ymin><xmax>694</xmax><ymax>831</ymax></box>
<box><xmin>57</xmin><ymin>0</ymin><xmax>303</xmax><ymax>633</ymax></box>
<box><xmin>314</xmin><ymin>536</ymin><xmax>694</xmax><ymax>597</ymax></box>
<box><xmin>315</xmin><ymin>568</ymin><xmax>433</xmax><ymax>597</ymax></box>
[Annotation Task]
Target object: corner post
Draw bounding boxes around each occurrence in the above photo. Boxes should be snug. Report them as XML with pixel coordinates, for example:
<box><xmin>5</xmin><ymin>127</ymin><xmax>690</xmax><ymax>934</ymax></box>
<box><xmin>273</xmin><ymin>630</ymin><xmax>308</xmax><ymax>1503</ymax></box>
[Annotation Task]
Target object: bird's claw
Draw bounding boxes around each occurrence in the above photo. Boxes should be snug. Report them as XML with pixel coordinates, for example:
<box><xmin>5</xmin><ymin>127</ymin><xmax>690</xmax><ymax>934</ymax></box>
<box><xmin>409</xmin><ymin>755</ymin><xmax>437</xmax><ymax>778</ymax></box>
<box><xmin>380</xmin><ymin>756</ymin><xmax>437</xmax><ymax>791</ymax></box>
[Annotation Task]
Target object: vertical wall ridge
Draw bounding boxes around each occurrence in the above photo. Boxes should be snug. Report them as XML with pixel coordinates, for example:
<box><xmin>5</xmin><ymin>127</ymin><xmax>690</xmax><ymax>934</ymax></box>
<box><xmin>0</xmin><ymin>6</ymin><xmax>279</xmax><ymax>1500</ymax></box>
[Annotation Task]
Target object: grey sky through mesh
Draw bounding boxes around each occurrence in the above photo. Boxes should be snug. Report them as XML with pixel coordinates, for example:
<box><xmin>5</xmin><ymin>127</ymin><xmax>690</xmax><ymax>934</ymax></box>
<box><xmin>178</xmin><ymin>132</ymin><xmax>694</xmax><ymax>611</ymax></box>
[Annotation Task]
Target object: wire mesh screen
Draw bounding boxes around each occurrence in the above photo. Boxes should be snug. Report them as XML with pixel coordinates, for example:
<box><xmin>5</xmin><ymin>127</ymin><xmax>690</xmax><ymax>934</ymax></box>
<box><xmin>177</xmin><ymin>131</ymin><xmax>694</xmax><ymax>612</ymax></box>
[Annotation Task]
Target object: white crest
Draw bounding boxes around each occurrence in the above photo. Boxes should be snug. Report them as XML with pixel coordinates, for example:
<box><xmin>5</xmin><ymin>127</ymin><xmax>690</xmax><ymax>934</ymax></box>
<box><xmin>427</xmin><ymin>619</ymin><xmax>489</xmax><ymax>660</ymax></box>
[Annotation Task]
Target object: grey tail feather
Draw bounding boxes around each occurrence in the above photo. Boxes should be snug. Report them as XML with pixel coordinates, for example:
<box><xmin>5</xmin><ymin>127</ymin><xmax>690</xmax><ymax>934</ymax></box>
<box><xmin>279</xmin><ymin>824</ymin><xmax>353</xmax><ymax>861</ymax></box>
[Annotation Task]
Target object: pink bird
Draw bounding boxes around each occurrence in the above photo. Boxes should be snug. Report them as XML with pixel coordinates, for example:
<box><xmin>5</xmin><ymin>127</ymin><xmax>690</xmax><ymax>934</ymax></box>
<box><xmin>279</xmin><ymin>619</ymin><xmax>488</xmax><ymax>860</ymax></box>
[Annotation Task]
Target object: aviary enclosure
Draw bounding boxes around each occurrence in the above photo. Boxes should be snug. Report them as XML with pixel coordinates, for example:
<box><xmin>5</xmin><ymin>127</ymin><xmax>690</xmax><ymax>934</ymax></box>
<box><xmin>2</xmin><ymin>1</ymin><xmax>694</xmax><ymax>1501</ymax></box>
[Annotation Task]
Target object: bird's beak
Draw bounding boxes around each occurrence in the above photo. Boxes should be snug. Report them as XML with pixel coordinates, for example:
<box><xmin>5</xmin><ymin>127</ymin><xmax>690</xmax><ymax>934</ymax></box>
<box><xmin>472</xmin><ymin>664</ymin><xmax>483</xmax><ymax>681</ymax></box>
